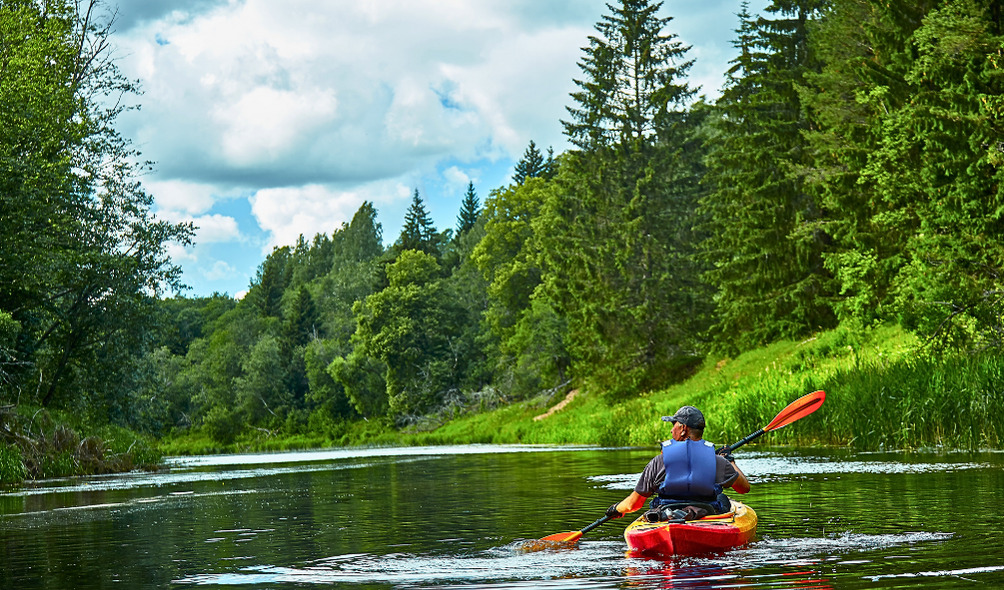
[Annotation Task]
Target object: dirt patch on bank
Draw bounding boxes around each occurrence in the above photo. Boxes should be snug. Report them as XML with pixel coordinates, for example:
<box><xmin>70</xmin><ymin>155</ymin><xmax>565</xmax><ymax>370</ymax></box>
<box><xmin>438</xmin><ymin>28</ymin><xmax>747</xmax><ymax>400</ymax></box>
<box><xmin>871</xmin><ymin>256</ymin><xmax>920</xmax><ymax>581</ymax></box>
<box><xmin>533</xmin><ymin>389</ymin><xmax>579</xmax><ymax>421</ymax></box>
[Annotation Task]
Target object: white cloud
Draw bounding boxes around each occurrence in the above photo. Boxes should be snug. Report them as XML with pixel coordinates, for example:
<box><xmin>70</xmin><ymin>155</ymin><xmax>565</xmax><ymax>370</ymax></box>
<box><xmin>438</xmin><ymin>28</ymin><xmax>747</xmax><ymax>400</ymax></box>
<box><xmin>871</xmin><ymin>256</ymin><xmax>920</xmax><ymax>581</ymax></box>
<box><xmin>114</xmin><ymin>0</ymin><xmax>598</xmax><ymax>189</ymax></box>
<box><xmin>204</xmin><ymin>260</ymin><xmax>237</xmax><ymax>281</ymax></box>
<box><xmin>214</xmin><ymin>86</ymin><xmax>338</xmax><ymax>165</ymax></box>
<box><xmin>147</xmin><ymin>179</ymin><xmax>216</xmax><ymax>216</ymax></box>
<box><xmin>192</xmin><ymin>214</ymin><xmax>242</xmax><ymax>243</ymax></box>
<box><xmin>165</xmin><ymin>241</ymin><xmax>197</xmax><ymax>263</ymax></box>
<box><xmin>249</xmin><ymin>184</ymin><xmax>371</xmax><ymax>251</ymax></box>
<box><xmin>443</xmin><ymin>166</ymin><xmax>471</xmax><ymax>188</ymax></box>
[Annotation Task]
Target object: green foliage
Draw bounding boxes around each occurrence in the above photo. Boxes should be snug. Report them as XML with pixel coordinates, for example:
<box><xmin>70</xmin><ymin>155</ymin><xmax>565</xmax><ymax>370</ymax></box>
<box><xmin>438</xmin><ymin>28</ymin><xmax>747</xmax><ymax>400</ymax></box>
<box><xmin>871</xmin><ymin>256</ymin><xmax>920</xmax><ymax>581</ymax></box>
<box><xmin>0</xmin><ymin>406</ymin><xmax>162</xmax><ymax>481</ymax></box>
<box><xmin>542</xmin><ymin>139</ymin><xmax>710</xmax><ymax>394</ymax></box>
<box><xmin>0</xmin><ymin>311</ymin><xmax>20</xmax><ymax>386</ymax></box>
<box><xmin>542</xmin><ymin>0</ymin><xmax>714</xmax><ymax>394</ymax></box>
<box><xmin>12</xmin><ymin>0</ymin><xmax>1004</xmax><ymax>462</ymax></box>
<box><xmin>203</xmin><ymin>405</ymin><xmax>244</xmax><ymax>446</ymax></box>
<box><xmin>0</xmin><ymin>443</ymin><xmax>27</xmax><ymax>484</ymax></box>
<box><xmin>329</xmin><ymin>353</ymin><xmax>388</xmax><ymax>418</ymax></box>
<box><xmin>248</xmin><ymin>247</ymin><xmax>291</xmax><ymax>319</ymax></box>
<box><xmin>562</xmin><ymin>0</ymin><xmax>695</xmax><ymax>149</ymax></box>
<box><xmin>800</xmin><ymin>0</ymin><xmax>1004</xmax><ymax>351</ymax></box>
<box><xmin>876</xmin><ymin>0</ymin><xmax>1004</xmax><ymax>349</ymax></box>
<box><xmin>236</xmin><ymin>336</ymin><xmax>290</xmax><ymax>425</ymax></box>
<box><xmin>701</xmin><ymin>0</ymin><xmax>835</xmax><ymax>353</ymax></box>
<box><xmin>0</xmin><ymin>0</ymin><xmax>193</xmax><ymax>415</ymax></box>
<box><xmin>347</xmin><ymin>251</ymin><xmax>471</xmax><ymax>420</ymax></box>
<box><xmin>304</xmin><ymin>338</ymin><xmax>355</xmax><ymax>420</ymax></box>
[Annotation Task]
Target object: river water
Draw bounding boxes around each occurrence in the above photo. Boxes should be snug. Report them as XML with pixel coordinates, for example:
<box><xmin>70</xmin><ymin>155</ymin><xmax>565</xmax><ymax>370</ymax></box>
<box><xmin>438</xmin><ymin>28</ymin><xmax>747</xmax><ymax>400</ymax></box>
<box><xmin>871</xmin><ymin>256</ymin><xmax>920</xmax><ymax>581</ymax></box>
<box><xmin>1</xmin><ymin>444</ymin><xmax>1002</xmax><ymax>589</ymax></box>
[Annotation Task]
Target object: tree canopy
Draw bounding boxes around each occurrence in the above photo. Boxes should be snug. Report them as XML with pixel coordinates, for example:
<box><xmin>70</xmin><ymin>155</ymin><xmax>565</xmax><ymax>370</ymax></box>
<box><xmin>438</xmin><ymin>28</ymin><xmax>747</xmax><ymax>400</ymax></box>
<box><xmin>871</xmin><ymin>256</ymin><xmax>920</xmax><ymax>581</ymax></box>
<box><xmin>8</xmin><ymin>0</ymin><xmax>1004</xmax><ymax>446</ymax></box>
<box><xmin>0</xmin><ymin>0</ymin><xmax>192</xmax><ymax>420</ymax></box>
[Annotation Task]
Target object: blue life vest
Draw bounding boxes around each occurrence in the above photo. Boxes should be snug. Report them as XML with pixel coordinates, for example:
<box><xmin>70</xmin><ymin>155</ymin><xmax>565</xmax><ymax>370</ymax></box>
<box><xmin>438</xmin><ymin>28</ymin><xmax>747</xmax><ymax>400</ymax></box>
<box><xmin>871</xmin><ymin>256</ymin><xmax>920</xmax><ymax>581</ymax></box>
<box><xmin>655</xmin><ymin>438</ymin><xmax>722</xmax><ymax>503</ymax></box>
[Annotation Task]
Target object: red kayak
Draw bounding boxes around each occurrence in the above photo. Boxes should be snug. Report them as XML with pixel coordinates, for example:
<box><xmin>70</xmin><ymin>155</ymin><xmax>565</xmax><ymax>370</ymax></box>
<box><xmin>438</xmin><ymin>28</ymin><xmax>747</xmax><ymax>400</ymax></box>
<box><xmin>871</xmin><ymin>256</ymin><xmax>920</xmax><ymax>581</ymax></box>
<box><xmin>624</xmin><ymin>499</ymin><xmax>757</xmax><ymax>556</ymax></box>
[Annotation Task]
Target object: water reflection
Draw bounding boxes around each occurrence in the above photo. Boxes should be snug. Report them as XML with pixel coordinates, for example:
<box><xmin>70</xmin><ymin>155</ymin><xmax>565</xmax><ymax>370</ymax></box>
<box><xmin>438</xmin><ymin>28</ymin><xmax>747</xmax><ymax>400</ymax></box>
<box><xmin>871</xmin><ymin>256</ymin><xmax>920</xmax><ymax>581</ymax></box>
<box><xmin>622</xmin><ymin>560</ymin><xmax>833</xmax><ymax>590</ymax></box>
<box><xmin>2</xmin><ymin>445</ymin><xmax>1003</xmax><ymax>589</ymax></box>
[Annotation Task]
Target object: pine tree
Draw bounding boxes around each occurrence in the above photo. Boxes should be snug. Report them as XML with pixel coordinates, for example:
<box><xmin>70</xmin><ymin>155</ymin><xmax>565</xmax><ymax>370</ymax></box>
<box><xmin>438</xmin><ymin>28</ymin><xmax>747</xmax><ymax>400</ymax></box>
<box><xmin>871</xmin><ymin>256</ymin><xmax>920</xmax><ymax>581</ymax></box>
<box><xmin>396</xmin><ymin>189</ymin><xmax>438</xmax><ymax>255</ymax></box>
<box><xmin>542</xmin><ymin>0</ymin><xmax>706</xmax><ymax>393</ymax></box>
<box><xmin>562</xmin><ymin>0</ymin><xmax>694</xmax><ymax>150</ymax></box>
<box><xmin>700</xmin><ymin>0</ymin><xmax>834</xmax><ymax>353</ymax></box>
<box><xmin>283</xmin><ymin>286</ymin><xmax>318</xmax><ymax>348</ymax></box>
<box><xmin>800</xmin><ymin>0</ymin><xmax>936</xmax><ymax>328</ymax></box>
<box><xmin>542</xmin><ymin>147</ymin><xmax>557</xmax><ymax>180</ymax></box>
<box><xmin>512</xmin><ymin>140</ymin><xmax>546</xmax><ymax>184</ymax></box>
<box><xmin>456</xmin><ymin>181</ymin><xmax>480</xmax><ymax>236</ymax></box>
<box><xmin>249</xmin><ymin>247</ymin><xmax>291</xmax><ymax>318</ymax></box>
<box><xmin>339</xmin><ymin>201</ymin><xmax>384</xmax><ymax>263</ymax></box>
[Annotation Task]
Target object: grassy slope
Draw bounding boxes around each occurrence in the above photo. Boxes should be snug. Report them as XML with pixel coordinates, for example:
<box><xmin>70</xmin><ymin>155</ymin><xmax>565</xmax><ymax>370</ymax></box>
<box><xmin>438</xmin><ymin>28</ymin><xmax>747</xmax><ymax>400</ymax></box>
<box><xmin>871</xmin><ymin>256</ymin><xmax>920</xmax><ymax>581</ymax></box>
<box><xmin>410</xmin><ymin>324</ymin><xmax>920</xmax><ymax>449</ymax></box>
<box><xmin>161</xmin><ymin>323</ymin><xmax>1004</xmax><ymax>455</ymax></box>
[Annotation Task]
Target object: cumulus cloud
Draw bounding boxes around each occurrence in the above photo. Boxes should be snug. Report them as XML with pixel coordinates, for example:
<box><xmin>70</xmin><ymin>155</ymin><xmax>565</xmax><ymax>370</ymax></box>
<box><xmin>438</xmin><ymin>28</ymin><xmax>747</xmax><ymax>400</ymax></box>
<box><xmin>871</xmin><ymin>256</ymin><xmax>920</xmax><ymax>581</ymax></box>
<box><xmin>443</xmin><ymin>166</ymin><xmax>471</xmax><ymax>189</ymax></box>
<box><xmin>191</xmin><ymin>214</ymin><xmax>242</xmax><ymax>244</ymax></box>
<box><xmin>113</xmin><ymin>0</ymin><xmax>230</xmax><ymax>31</ymax></box>
<box><xmin>204</xmin><ymin>260</ymin><xmax>238</xmax><ymax>281</ymax></box>
<box><xmin>114</xmin><ymin>0</ymin><xmax>595</xmax><ymax>189</ymax></box>
<box><xmin>214</xmin><ymin>86</ymin><xmax>338</xmax><ymax>166</ymax></box>
<box><xmin>165</xmin><ymin>241</ymin><xmax>197</xmax><ymax>264</ymax></box>
<box><xmin>146</xmin><ymin>179</ymin><xmax>217</xmax><ymax>216</ymax></box>
<box><xmin>249</xmin><ymin>184</ymin><xmax>386</xmax><ymax>252</ymax></box>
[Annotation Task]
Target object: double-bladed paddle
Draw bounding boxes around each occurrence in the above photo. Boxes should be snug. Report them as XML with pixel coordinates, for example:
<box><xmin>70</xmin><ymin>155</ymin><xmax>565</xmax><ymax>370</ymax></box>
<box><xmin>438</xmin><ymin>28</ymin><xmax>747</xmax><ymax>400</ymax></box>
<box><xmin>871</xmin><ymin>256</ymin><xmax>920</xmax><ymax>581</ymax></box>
<box><xmin>531</xmin><ymin>389</ymin><xmax>826</xmax><ymax>549</ymax></box>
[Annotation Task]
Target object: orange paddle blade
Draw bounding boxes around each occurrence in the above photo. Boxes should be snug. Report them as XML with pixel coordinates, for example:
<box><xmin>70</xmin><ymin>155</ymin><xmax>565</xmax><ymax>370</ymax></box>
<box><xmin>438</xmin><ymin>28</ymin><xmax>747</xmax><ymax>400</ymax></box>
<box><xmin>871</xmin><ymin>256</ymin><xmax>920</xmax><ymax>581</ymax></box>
<box><xmin>764</xmin><ymin>390</ymin><xmax>825</xmax><ymax>432</ymax></box>
<box><xmin>539</xmin><ymin>531</ymin><xmax>583</xmax><ymax>543</ymax></box>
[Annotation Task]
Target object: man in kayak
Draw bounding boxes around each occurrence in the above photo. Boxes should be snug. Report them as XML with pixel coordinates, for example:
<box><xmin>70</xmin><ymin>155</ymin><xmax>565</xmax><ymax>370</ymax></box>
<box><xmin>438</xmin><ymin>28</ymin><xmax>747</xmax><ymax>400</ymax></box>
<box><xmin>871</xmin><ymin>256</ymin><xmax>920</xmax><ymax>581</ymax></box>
<box><xmin>605</xmin><ymin>405</ymin><xmax>750</xmax><ymax>520</ymax></box>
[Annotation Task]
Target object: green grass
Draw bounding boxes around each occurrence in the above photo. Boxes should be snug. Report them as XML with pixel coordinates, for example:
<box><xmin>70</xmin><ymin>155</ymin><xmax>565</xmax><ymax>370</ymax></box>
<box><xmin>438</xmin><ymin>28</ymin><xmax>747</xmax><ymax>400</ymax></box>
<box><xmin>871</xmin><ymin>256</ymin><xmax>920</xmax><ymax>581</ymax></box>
<box><xmin>404</xmin><ymin>323</ymin><xmax>1004</xmax><ymax>451</ymax></box>
<box><xmin>0</xmin><ymin>406</ymin><xmax>164</xmax><ymax>484</ymax></box>
<box><xmin>161</xmin><ymin>322</ymin><xmax>1004</xmax><ymax>454</ymax></box>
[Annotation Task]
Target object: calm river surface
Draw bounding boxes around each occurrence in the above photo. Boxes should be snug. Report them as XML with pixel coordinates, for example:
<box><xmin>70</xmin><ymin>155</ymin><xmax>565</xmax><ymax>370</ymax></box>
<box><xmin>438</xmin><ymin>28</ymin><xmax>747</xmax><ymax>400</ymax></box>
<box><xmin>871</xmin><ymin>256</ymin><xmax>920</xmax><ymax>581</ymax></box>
<box><xmin>2</xmin><ymin>444</ymin><xmax>1003</xmax><ymax>589</ymax></box>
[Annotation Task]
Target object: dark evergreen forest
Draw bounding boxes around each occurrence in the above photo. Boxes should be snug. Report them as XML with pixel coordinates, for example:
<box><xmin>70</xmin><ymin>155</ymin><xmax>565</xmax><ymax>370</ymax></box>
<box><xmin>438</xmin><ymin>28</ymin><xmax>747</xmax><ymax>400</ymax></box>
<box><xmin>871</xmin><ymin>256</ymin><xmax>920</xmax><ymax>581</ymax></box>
<box><xmin>3</xmin><ymin>0</ymin><xmax>1003</xmax><ymax>449</ymax></box>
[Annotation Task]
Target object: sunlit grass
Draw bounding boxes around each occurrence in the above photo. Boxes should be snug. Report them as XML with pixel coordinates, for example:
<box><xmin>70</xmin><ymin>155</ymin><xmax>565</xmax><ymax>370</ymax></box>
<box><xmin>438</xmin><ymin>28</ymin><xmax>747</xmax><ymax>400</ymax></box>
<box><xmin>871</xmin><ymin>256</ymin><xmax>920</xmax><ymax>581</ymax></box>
<box><xmin>160</xmin><ymin>322</ymin><xmax>1003</xmax><ymax>454</ymax></box>
<box><xmin>397</xmin><ymin>323</ymin><xmax>1004</xmax><ymax>451</ymax></box>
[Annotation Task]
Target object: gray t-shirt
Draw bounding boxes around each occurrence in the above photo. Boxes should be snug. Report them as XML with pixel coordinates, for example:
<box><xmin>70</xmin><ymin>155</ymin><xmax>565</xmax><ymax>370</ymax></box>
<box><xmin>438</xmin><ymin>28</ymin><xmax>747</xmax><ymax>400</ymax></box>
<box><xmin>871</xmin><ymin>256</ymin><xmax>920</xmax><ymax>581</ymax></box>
<box><xmin>633</xmin><ymin>443</ymin><xmax>739</xmax><ymax>497</ymax></box>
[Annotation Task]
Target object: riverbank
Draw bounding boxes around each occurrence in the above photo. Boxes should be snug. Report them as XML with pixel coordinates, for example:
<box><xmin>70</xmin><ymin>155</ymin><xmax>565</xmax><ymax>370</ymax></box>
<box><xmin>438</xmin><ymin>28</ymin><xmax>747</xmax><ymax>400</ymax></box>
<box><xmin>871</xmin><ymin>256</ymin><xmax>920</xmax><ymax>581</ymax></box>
<box><xmin>159</xmin><ymin>323</ymin><xmax>1004</xmax><ymax>456</ymax></box>
<box><xmin>6</xmin><ymin>322</ymin><xmax>998</xmax><ymax>481</ymax></box>
<box><xmin>0</xmin><ymin>406</ymin><xmax>161</xmax><ymax>484</ymax></box>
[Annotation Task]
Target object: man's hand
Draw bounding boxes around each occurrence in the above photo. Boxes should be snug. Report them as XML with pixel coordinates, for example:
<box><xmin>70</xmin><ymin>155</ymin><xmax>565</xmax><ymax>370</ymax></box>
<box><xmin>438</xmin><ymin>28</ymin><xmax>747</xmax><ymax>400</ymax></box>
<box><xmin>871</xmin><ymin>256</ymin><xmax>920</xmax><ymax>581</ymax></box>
<box><xmin>606</xmin><ymin>503</ymin><xmax>624</xmax><ymax>519</ymax></box>
<box><xmin>717</xmin><ymin>447</ymin><xmax>735</xmax><ymax>462</ymax></box>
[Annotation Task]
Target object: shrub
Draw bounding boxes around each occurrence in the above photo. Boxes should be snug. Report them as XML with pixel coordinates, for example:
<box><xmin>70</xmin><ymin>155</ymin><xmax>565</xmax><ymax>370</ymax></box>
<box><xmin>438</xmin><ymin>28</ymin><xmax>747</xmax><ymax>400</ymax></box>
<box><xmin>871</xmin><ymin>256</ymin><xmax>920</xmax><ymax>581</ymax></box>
<box><xmin>0</xmin><ymin>443</ymin><xmax>27</xmax><ymax>484</ymax></box>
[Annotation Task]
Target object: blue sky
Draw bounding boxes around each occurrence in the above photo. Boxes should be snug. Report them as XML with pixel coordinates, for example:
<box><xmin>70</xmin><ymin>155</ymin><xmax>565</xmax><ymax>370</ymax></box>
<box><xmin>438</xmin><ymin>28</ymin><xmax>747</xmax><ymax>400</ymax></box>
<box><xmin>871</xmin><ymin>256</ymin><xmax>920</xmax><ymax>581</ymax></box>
<box><xmin>110</xmin><ymin>0</ymin><xmax>771</xmax><ymax>298</ymax></box>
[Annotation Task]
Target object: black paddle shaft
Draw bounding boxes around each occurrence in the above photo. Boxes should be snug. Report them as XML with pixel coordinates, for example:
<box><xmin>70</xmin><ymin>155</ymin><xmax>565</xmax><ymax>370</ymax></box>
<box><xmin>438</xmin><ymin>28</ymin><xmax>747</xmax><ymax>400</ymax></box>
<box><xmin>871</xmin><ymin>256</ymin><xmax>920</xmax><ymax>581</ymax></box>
<box><xmin>717</xmin><ymin>428</ymin><xmax>766</xmax><ymax>454</ymax></box>
<box><xmin>580</xmin><ymin>514</ymin><xmax>612</xmax><ymax>534</ymax></box>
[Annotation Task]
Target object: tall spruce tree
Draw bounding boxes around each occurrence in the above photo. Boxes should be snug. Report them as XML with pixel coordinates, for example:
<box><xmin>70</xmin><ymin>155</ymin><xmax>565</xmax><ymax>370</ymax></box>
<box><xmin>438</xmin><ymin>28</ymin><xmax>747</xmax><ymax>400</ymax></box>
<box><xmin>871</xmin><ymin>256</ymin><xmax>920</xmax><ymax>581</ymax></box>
<box><xmin>563</xmin><ymin>0</ymin><xmax>694</xmax><ymax>150</ymax></box>
<box><xmin>396</xmin><ymin>189</ymin><xmax>438</xmax><ymax>255</ymax></box>
<box><xmin>513</xmin><ymin>140</ymin><xmax>550</xmax><ymax>184</ymax></box>
<box><xmin>809</xmin><ymin>0</ymin><xmax>1004</xmax><ymax>347</ymax></box>
<box><xmin>700</xmin><ymin>0</ymin><xmax>834</xmax><ymax>353</ymax></box>
<box><xmin>456</xmin><ymin>181</ymin><xmax>480</xmax><ymax>236</ymax></box>
<box><xmin>542</xmin><ymin>0</ymin><xmax>706</xmax><ymax>394</ymax></box>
